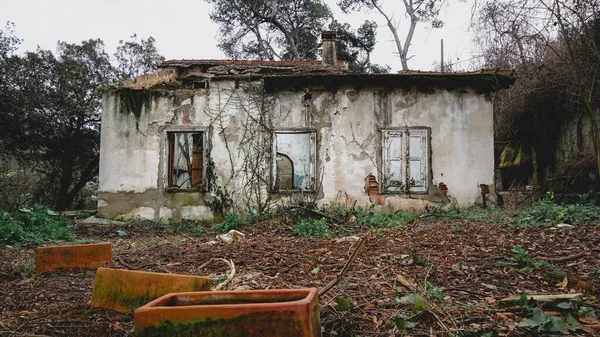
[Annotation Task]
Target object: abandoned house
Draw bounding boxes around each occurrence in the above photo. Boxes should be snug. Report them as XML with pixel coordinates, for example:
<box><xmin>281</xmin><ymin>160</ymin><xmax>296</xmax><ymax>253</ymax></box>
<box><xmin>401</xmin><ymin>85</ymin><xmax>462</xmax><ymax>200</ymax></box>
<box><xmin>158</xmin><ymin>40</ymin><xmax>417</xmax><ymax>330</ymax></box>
<box><xmin>97</xmin><ymin>32</ymin><xmax>515</xmax><ymax>222</ymax></box>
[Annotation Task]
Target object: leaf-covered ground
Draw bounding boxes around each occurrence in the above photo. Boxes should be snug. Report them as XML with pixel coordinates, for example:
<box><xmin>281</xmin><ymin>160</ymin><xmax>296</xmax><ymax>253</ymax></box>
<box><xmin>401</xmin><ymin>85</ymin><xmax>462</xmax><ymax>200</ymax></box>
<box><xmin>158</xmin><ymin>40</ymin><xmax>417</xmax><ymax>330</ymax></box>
<box><xmin>1</xmin><ymin>219</ymin><xmax>599</xmax><ymax>336</ymax></box>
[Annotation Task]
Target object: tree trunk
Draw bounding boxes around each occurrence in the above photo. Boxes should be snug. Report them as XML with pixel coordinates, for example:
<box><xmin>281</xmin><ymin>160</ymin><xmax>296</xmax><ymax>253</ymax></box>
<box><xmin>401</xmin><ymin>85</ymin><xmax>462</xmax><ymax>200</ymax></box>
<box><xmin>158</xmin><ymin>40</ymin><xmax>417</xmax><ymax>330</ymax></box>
<box><xmin>55</xmin><ymin>153</ymin><xmax>75</xmax><ymax>211</ymax></box>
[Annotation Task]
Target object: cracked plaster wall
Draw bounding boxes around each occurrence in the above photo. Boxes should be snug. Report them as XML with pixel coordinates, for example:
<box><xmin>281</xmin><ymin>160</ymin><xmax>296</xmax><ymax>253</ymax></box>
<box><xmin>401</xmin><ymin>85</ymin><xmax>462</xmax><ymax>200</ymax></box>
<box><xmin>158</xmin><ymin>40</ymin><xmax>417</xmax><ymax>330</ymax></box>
<box><xmin>98</xmin><ymin>81</ymin><xmax>494</xmax><ymax>220</ymax></box>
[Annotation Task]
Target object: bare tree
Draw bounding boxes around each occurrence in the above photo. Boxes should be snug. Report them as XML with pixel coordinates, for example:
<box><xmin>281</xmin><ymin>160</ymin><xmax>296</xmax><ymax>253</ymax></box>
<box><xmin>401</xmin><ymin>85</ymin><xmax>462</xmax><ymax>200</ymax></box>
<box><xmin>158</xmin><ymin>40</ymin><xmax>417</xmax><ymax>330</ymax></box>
<box><xmin>339</xmin><ymin>0</ymin><xmax>445</xmax><ymax>70</ymax></box>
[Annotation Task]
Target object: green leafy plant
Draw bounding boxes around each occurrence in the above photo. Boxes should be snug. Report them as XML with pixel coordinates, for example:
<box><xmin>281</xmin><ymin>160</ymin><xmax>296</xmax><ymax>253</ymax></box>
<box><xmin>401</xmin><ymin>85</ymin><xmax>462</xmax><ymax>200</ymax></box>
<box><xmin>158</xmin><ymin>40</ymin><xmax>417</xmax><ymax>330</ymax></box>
<box><xmin>511</xmin><ymin>245</ymin><xmax>565</xmax><ymax>276</ymax></box>
<box><xmin>516</xmin><ymin>199</ymin><xmax>600</xmax><ymax>227</ymax></box>
<box><xmin>355</xmin><ymin>205</ymin><xmax>417</xmax><ymax>229</ymax></box>
<box><xmin>452</xmin><ymin>225</ymin><xmax>465</xmax><ymax>233</ymax></box>
<box><xmin>213</xmin><ymin>211</ymin><xmax>245</xmax><ymax>232</ymax></box>
<box><xmin>294</xmin><ymin>219</ymin><xmax>331</xmax><ymax>238</ymax></box>
<box><xmin>397</xmin><ymin>292</ymin><xmax>427</xmax><ymax>312</ymax></box>
<box><xmin>0</xmin><ymin>205</ymin><xmax>74</xmax><ymax>245</ymax></box>
<box><xmin>517</xmin><ymin>308</ymin><xmax>583</xmax><ymax>334</ymax></box>
<box><xmin>334</xmin><ymin>296</ymin><xmax>353</xmax><ymax>311</ymax></box>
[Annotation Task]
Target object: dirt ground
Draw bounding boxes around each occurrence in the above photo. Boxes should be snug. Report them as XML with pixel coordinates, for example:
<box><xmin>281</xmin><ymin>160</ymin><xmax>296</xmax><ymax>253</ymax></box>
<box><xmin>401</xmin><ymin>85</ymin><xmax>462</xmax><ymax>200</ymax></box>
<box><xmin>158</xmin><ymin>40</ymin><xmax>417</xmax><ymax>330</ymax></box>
<box><xmin>1</xmin><ymin>219</ymin><xmax>599</xmax><ymax>336</ymax></box>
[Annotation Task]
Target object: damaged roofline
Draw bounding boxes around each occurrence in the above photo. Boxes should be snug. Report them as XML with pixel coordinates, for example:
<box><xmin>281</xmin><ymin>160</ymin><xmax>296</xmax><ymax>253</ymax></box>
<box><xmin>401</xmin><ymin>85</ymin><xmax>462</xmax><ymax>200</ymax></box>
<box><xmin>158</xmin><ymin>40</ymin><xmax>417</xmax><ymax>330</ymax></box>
<box><xmin>108</xmin><ymin>65</ymin><xmax>515</xmax><ymax>93</ymax></box>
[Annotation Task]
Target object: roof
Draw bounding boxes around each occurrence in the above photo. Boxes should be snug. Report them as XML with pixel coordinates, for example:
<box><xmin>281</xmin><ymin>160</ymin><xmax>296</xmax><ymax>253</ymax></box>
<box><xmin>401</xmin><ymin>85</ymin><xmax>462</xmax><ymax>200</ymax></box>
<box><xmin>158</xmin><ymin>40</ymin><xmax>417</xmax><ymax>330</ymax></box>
<box><xmin>117</xmin><ymin>59</ymin><xmax>515</xmax><ymax>92</ymax></box>
<box><xmin>160</xmin><ymin>59</ymin><xmax>349</xmax><ymax>77</ymax></box>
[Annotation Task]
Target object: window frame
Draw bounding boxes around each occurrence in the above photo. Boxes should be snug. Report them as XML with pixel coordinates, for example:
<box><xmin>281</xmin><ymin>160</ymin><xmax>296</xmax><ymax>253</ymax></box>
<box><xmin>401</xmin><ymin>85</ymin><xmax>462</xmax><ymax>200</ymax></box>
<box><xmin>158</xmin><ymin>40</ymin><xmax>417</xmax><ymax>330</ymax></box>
<box><xmin>163</xmin><ymin>128</ymin><xmax>208</xmax><ymax>192</ymax></box>
<box><xmin>271</xmin><ymin>129</ymin><xmax>317</xmax><ymax>193</ymax></box>
<box><xmin>380</xmin><ymin>127</ymin><xmax>430</xmax><ymax>194</ymax></box>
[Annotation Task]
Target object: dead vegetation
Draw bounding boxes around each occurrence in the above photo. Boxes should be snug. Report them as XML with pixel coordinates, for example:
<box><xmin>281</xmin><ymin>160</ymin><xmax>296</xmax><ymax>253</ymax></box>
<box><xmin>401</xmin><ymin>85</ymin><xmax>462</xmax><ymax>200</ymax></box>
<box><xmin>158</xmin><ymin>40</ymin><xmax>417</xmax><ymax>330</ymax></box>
<box><xmin>1</xmin><ymin>214</ymin><xmax>599</xmax><ymax>336</ymax></box>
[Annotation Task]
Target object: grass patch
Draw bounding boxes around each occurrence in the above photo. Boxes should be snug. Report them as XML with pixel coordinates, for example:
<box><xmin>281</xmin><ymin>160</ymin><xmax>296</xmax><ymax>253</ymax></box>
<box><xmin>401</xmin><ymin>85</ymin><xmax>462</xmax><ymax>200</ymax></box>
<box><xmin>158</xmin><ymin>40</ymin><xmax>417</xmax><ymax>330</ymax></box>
<box><xmin>294</xmin><ymin>219</ymin><xmax>331</xmax><ymax>238</ymax></box>
<box><xmin>423</xmin><ymin>198</ymin><xmax>600</xmax><ymax>228</ymax></box>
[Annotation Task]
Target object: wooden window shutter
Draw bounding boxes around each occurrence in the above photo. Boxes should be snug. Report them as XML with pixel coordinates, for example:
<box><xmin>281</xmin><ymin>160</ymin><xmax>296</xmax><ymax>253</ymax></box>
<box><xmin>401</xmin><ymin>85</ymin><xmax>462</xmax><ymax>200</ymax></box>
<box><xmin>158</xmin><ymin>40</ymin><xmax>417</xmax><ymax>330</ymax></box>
<box><xmin>167</xmin><ymin>133</ymin><xmax>175</xmax><ymax>187</ymax></box>
<box><xmin>191</xmin><ymin>133</ymin><xmax>203</xmax><ymax>187</ymax></box>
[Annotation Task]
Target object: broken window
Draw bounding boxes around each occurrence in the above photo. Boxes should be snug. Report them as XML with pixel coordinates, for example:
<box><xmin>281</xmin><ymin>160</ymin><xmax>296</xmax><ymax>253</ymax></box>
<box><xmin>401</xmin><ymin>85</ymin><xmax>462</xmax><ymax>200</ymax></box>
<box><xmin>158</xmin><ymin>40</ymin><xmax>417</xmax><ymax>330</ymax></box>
<box><xmin>272</xmin><ymin>131</ymin><xmax>316</xmax><ymax>191</ymax></box>
<box><xmin>381</xmin><ymin>128</ymin><xmax>429</xmax><ymax>193</ymax></box>
<box><xmin>167</xmin><ymin>131</ymin><xmax>205</xmax><ymax>189</ymax></box>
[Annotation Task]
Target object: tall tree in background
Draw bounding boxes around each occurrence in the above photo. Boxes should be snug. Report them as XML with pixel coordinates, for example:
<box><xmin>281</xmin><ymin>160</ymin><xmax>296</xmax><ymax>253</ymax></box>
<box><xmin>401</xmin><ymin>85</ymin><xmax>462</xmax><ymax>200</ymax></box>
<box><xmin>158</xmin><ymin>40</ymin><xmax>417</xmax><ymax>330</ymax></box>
<box><xmin>0</xmin><ymin>26</ymin><xmax>164</xmax><ymax>211</ymax></box>
<box><xmin>339</xmin><ymin>0</ymin><xmax>445</xmax><ymax>70</ymax></box>
<box><xmin>205</xmin><ymin>0</ymin><xmax>387</xmax><ymax>72</ymax></box>
<box><xmin>331</xmin><ymin>20</ymin><xmax>390</xmax><ymax>72</ymax></box>
<box><xmin>114</xmin><ymin>34</ymin><xmax>165</xmax><ymax>80</ymax></box>
<box><xmin>207</xmin><ymin>0</ymin><xmax>331</xmax><ymax>60</ymax></box>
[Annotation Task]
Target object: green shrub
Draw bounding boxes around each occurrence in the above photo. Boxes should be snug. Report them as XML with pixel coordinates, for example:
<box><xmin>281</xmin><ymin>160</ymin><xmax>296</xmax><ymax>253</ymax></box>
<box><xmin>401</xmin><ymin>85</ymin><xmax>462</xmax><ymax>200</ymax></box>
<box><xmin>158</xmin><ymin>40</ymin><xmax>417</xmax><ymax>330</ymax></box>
<box><xmin>516</xmin><ymin>199</ymin><xmax>600</xmax><ymax>227</ymax></box>
<box><xmin>0</xmin><ymin>212</ymin><xmax>28</xmax><ymax>244</ymax></box>
<box><xmin>213</xmin><ymin>211</ymin><xmax>245</xmax><ymax>232</ymax></box>
<box><xmin>355</xmin><ymin>205</ymin><xmax>417</xmax><ymax>228</ymax></box>
<box><xmin>164</xmin><ymin>220</ymin><xmax>205</xmax><ymax>237</ymax></box>
<box><xmin>0</xmin><ymin>205</ymin><xmax>73</xmax><ymax>245</ymax></box>
<box><xmin>294</xmin><ymin>219</ymin><xmax>331</xmax><ymax>238</ymax></box>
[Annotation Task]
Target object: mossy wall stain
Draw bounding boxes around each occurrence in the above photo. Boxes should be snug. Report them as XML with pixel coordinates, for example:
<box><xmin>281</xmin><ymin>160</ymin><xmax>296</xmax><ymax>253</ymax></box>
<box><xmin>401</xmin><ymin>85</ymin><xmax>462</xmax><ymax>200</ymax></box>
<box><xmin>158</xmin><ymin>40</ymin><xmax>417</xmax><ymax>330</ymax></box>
<box><xmin>117</xmin><ymin>88</ymin><xmax>153</xmax><ymax>130</ymax></box>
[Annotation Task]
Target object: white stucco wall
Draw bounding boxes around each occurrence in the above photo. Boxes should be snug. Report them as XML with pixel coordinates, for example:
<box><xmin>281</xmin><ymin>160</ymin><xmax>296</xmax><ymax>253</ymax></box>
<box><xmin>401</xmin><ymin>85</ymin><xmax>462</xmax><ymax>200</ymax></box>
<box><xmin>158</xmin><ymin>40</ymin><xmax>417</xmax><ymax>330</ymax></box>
<box><xmin>98</xmin><ymin>80</ymin><xmax>495</xmax><ymax>220</ymax></box>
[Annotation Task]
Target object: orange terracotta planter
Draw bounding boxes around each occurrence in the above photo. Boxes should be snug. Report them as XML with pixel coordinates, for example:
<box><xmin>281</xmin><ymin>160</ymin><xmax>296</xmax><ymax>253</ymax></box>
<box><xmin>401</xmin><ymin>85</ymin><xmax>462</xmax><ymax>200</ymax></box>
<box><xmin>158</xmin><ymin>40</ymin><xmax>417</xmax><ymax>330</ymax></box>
<box><xmin>36</xmin><ymin>242</ymin><xmax>112</xmax><ymax>274</ymax></box>
<box><xmin>134</xmin><ymin>288</ymin><xmax>321</xmax><ymax>337</ymax></box>
<box><xmin>91</xmin><ymin>267</ymin><xmax>211</xmax><ymax>312</ymax></box>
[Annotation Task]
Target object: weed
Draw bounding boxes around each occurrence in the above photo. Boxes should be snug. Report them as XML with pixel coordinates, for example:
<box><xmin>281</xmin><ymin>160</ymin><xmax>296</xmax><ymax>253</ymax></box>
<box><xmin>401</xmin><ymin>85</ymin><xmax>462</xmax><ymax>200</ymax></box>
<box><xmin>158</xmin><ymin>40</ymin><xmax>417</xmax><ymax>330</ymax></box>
<box><xmin>516</xmin><ymin>308</ymin><xmax>583</xmax><ymax>334</ymax></box>
<box><xmin>452</xmin><ymin>225</ymin><xmax>465</xmax><ymax>233</ymax></box>
<box><xmin>166</xmin><ymin>220</ymin><xmax>205</xmax><ymax>237</ymax></box>
<box><xmin>590</xmin><ymin>267</ymin><xmax>599</xmax><ymax>276</ymax></box>
<box><xmin>511</xmin><ymin>245</ymin><xmax>565</xmax><ymax>276</ymax></box>
<box><xmin>210</xmin><ymin>274</ymin><xmax>228</xmax><ymax>287</ymax></box>
<box><xmin>355</xmin><ymin>204</ymin><xmax>416</xmax><ymax>229</ymax></box>
<box><xmin>0</xmin><ymin>205</ymin><xmax>73</xmax><ymax>245</ymax></box>
<box><xmin>20</xmin><ymin>263</ymin><xmax>34</xmax><ymax>277</ymax></box>
<box><xmin>213</xmin><ymin>211</ymin><xmax>246</xmax><ymax>232</ymax></box>
<box><xmin>515</xmin><ymin>199</ymin><xmax>600</xmax><ymax>227</ymax></box>
<box><xmin>294</xmin><ymin>219</ymin><xmax>331</xmax><ymax>238</ymax></box>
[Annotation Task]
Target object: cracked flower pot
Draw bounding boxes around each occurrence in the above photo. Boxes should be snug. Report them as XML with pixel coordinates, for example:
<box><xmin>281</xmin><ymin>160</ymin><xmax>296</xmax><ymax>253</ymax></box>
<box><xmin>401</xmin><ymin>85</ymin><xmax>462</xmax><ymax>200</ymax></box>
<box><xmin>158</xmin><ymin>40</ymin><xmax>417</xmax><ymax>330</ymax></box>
<box><xmin>134</xmin><ymin>288</ymin><xmax>321</xmax><ymax>337</ymax></box>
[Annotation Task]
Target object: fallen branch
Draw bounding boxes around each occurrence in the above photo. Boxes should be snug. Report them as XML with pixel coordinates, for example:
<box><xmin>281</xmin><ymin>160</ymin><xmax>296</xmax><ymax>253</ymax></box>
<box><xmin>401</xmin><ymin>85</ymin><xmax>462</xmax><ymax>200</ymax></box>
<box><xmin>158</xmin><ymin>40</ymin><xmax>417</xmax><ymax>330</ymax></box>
<box><xmin>534</xmin><ymin>251</ymin><xmax>591</xmax><ymax>262</ymax></box>
<box><xmin>116</xmin><ymin>257</ymin><xmax>137</xmax><ymax>270</ymax></box>
<box><xmin>318</xmin><ymin>235</ymin><xmax>368</xmax><ymax>297</ymax></box>
<box><xmin>197</xmin><ymin>258</ymin><xmax>236</xmax><ymax>291</ymax></box>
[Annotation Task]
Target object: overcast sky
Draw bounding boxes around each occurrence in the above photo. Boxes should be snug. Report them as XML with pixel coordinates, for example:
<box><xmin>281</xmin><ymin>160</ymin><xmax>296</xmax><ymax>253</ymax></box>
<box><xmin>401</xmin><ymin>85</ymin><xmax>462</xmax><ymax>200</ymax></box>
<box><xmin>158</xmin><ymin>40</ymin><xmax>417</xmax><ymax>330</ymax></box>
<box><xmin>0</xmin><ymin>0</ymin><xmax>482</xmax><ymax>71</ymax></box>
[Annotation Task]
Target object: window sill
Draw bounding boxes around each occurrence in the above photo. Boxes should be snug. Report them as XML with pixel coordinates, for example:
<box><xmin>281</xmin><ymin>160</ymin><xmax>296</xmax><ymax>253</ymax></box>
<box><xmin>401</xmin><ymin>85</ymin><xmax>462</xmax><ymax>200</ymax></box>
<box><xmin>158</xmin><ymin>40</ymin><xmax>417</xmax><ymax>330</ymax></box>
<box><xmin>164</xmin><ymin>187</ymin><xmax>205</xmax><ymax>194</ymax></box>
<box><xmin>381</xmin><ymin>190</ymin><xmax>429</xmax><ymax>196</ymax></box>
<box><xmin>272</xmin><ymin>189</ymin><xmax>316</xmax><ymax>194</ymax></box>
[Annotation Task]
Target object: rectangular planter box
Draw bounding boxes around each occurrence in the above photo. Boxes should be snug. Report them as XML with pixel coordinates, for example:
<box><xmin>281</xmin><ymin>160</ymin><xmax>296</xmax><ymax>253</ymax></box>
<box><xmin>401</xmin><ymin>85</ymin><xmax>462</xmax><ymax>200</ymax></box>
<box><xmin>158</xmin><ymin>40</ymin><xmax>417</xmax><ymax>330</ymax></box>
<box><xmin>134</xmin><ymin>288</ymin><xmax>321</xmax><ymax>337</ymax></box>
<box><xmin>36</xmin><ymin>242</ymin><xmax>112</xmax><ymax>274</ymax></box>
<box><xmin>91</xmin><ymin>267</ymin><xmax>211</xmax><ymax>312</ymax></box>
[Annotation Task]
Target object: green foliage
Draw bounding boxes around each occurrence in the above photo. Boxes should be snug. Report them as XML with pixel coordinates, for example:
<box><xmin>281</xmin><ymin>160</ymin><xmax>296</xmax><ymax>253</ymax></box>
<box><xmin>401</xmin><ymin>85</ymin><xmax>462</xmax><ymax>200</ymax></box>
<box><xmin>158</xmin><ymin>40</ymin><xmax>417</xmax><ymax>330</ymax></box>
<box><xmin>424</xmin><ymin>199</ymin><xmax>600</xmax><ymax>228</ymax></box>
<box><xmin>516</xmin><ymin>199</ymin><xmax>600</xmax><ymax>227</ymax></box>
<box><xmin>334</xmin><ymin>296</ymin><xmax>353</xmax><ymax>311</ymax></box>
<box><xmin>0</xmin><ymin>25</ymin><xmax>163</xmax><ymax>211</ymax></box>
<box><xmin>355</xmin><ymin>205</ymin><xmax>417</xmax><ymax>229</ymax></box>
<box><xmin>0</xmin><ymin>205</ymin><xmax>73</xmax><ymax>245</ymax></box>
<box><xmin>511</xmin><ymin>245</ymin><xmax>565</xmax><ymax>276</ymax></box>
<box><xmin>207</xmin><ymin>0</ymin><xmax>331</xmax><ymax>60</ymax></box>
<box><xmin>397</xmin><ymin>292</ymin><xmax>427</xmax><ymax>312</ymax></box>
<box><xmin>424</xmin><ymin>205</ymin><xmax>503</xmax><ymax>223</ymax></box>
<box><xmin>164</xmin><ymin>220</ymin><xmax>206</xmax><ymax>237</ymax></box>
<box><xmin>394</xmin><ymin>315</ymin><xmax>416</xmax><ymax>330</ymax></box>
<box><xmin>517</xmin><ymin>308</ymin><xmax>583</xmax><ymax>334</ymax></box>
<box><xmin>294</xmin><ymin>219</ymin><xmax>331</xmax><ymax>238</ymax></box>
<box><xmin>213</xmin><ymin>211</ymin><xmax>245</xmax><ymax>232</ymax></box>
